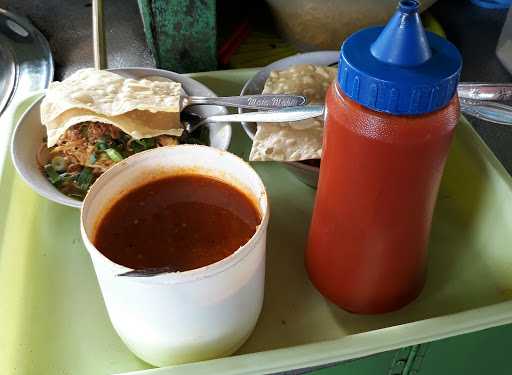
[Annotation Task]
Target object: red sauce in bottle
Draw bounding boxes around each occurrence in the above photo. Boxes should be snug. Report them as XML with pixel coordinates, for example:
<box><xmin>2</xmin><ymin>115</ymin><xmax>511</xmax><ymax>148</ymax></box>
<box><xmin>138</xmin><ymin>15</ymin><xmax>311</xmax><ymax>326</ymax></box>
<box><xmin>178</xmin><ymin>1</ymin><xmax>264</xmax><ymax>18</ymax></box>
<box><xmin>306</xmin><ymin>83</ymin><xmax>459</xmax><ymax>313</ymax></box>
<box><xmin>305</xmin><ymin>0</ymin><xmax>462</xmax><ymax>314</ymax></box>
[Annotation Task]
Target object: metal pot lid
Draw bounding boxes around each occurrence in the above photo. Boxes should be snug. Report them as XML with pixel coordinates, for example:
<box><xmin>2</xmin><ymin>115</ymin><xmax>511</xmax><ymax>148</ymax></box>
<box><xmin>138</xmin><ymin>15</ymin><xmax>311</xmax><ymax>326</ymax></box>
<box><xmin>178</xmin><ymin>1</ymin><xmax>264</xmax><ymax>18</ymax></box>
<box><xmin>0</xmin><ymin>9</ymin><xmax>53</xmax><ymax>117</ymax></box>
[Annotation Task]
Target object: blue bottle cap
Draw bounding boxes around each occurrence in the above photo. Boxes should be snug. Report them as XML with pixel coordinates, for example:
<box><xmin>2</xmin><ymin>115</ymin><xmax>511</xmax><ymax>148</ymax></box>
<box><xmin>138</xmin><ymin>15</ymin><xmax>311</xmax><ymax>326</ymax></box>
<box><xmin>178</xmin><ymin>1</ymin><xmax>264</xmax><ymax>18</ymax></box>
<box><xmin>338</xmin><ymin>0</ymin><xmax>462</xmax><ymax>115</ymax></box>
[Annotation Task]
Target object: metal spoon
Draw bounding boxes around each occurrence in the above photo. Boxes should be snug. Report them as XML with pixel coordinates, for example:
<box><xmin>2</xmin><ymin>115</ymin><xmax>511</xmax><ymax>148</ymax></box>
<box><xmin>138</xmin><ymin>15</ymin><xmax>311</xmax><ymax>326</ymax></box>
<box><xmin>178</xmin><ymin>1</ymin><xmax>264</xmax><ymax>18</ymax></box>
<box><xmin>182</xmin><ymin>98</ymin><xmax>512</xmax><ymax>132</ymax></box>
<box><xmin>460</xmin><ymin>98</ymin><xmax>512</xmax><ymax>126</ymax></box>
<box><xmin>457</xmin><ymin>83</ymin><xmax>512</xmax><ymax>102</ymax></box>
<box><xmin>118</xmin><ymin>266</ymin><xmax>179</xmax><ymax>277</ymax></box>
<box><xmin>181</xmin><ymin>94</ymin><xmax>308</xmax><ymax>110</ymax></box>
<box><xmin>143</xmin><ymin>75</ymin><xmax>309</xmax><ymax>110</ymax></box>
<box><xmin>182</xmin><ymin>105</ymin><xmax>325</xmax><ymax>133</ymax></box>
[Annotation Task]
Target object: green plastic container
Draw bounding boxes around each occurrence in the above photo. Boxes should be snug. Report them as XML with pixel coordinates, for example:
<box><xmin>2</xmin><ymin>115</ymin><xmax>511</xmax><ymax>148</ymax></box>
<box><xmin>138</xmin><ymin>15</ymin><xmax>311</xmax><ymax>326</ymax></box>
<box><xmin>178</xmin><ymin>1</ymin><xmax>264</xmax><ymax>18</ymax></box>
<box><xmin>1</xmin><ymin>69</ymin><xmax>512</xmax><ymax>375</ymax></box>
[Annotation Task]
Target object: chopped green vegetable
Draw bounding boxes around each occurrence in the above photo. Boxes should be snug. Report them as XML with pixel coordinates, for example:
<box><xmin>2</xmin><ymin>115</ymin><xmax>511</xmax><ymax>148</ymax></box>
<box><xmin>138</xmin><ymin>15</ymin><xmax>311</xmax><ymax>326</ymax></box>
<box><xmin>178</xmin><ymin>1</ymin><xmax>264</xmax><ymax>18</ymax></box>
<box><xmin>105</xmin><ymin>148</ymin><xmax>123</xmax><ymax>162</ymax></box>
<box><xmin>88</xmin><ymin>153</ymin><xmax>97</xmax><ymax>164</ymax></box>
<box><xmin>96</xmin><ymin>137</ymin><xmax>108</xmax><ymax>151</ymax></box>
<box><xmin>44</xmin><ymin>165</ymin><xmax>61</xmax><ymax>185</ymax></box>
<box><xmin>50</xmin><ymin>156</ymin><xmax>68</xmax><ymax>172</ymax></box>
<box><xmin>77</xmin><ymin>167</ymin><xmax>93</xmax><ymax>191</ymax></box>
<box><xmin>96</xmin><ymin>142</ymin><xmax>108</xmax><ymax>151</ymax></box>
<box><xmin>130</xmin><ymin>141</ymin><xmax>145</xmax><ymax>153</ymax></box>
<box><xmin>80</xmin><ymin>125</ymin><xmax>88</xmax><ymax>138</ymax></box>
<box><xmin>130</xmin><ymin>138</ymin><xmax>156</xmax><ymax>153</ymax></box>
<box><xmin>139</xmin><ymin>138</ymin><xmax>155</xmax><ymax>148</ymax></box>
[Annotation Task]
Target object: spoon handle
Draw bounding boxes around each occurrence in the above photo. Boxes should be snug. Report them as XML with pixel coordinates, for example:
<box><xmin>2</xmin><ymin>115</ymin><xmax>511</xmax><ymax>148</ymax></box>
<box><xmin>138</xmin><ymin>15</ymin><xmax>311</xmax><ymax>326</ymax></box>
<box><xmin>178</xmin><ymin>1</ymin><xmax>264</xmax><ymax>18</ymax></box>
<box><xmin>205</xmin><ymin>105</ymin><xmax>324</xmax><ymax>123</ymax></box>
<box><xmin>458</xmin><ymin>83</ymin><xmax>512</xmax><ymax>101</ymax></box>
<box><xmin>460</xmin><ymin>99</ymin><xmax>512</xmax><ymax>126</ymax></box>
<box><xmin>118</xmin><ymin>266</ymin><xmax>178</xmax><ymax>277</ymax></box>
<box><xmin>185</xmin><ymin>105</ymin><xmax>325</xmax><ymax>133</ymax></box>
<box><xmin>184</xmin><ymin>94</ymin><xmax>308</xmax><ymax>109</ymax></box>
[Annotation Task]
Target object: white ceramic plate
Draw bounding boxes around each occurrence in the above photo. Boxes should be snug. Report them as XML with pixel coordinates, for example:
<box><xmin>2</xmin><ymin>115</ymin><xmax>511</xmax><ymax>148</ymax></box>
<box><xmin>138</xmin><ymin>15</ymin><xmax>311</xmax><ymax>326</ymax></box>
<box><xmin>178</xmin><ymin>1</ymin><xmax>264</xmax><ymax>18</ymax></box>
<box><xmin>239</xmin><ymin>51</ymin><xmax>339</xmax><ymax>188</ymax></box>
<box><xmin>11</xmin><ymin>67</ymin><xmax>232</xmax><ymax>208</ymax></box>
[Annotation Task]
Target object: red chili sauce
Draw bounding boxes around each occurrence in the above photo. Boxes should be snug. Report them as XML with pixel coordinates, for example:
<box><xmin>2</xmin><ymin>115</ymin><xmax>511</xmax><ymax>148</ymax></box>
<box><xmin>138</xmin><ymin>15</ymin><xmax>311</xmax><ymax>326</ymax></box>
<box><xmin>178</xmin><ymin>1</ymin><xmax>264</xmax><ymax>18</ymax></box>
<box><xmin>306</xmin><ymin>84</ymin><xmax>459</xmax><ymax>313</ymax></box>
<box><xmin>93</xmin><ymin>174</ymin><xmax>261</xmax><ymax>271</ymax></box>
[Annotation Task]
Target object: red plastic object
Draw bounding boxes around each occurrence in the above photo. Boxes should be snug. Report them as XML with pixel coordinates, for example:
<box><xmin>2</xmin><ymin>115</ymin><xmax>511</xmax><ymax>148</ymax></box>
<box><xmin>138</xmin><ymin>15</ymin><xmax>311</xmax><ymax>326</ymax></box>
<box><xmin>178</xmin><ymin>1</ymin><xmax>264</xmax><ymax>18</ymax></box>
<box><xmin>218</xmin><ymin>20</ymin><xmax>251</xmax><ymax>65</ymax></box>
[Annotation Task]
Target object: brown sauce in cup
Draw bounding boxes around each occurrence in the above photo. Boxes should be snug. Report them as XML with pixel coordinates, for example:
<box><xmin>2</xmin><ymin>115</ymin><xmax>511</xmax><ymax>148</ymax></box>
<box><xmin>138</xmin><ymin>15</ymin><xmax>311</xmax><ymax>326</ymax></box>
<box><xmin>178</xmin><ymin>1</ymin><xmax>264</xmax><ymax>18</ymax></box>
<box><xmin>93</xmin><ymin>174</ymin><xmax>261</xmax><ymax>271</ymax></box>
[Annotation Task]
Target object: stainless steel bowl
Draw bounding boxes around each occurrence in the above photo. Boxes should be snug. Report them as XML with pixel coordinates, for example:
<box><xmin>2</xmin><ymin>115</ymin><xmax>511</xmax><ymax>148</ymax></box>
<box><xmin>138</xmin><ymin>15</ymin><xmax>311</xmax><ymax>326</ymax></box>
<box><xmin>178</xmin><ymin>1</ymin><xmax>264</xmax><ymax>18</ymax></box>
<box><xmin>239</xmin><ymin>51</ymin><xmax>339</xmax><ymax>188</ymax></box>
<box><xmin>0</xmin><ymin>9</ymin><xmax>53</xmax><ymax>116</ymax></box>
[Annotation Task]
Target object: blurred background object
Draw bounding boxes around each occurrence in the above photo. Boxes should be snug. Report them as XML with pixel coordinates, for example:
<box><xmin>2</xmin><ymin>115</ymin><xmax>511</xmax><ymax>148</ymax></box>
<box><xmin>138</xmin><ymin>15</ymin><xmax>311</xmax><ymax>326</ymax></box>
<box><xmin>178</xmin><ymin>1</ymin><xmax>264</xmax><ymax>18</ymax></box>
<box><xmin>264</xmin><ymin>0</ymin><xmax>437</xmax><ymax>51</ymax></box>
<box><xmin>0</xmin><ymin>0</ymin><xmax>153</xmax><ymax>80</ymax></box>
<box><xmin>471</xmin><ymin>0</ymin><xmax>512</xmax><ymax>9</ymax></box>
<box><xmin>0</xmin><ymin>0</ymin><xmax>444</xmax><ymax>75</ymax></box>
<box><xmin>137</xmin><ymin>0</ymin><xmax>217</xmax><ymax>73</ymax></box>
<box><xmin>497</xmin><ymin>6</ymin><xmax>512</xmax><ymax>74</ymax></box>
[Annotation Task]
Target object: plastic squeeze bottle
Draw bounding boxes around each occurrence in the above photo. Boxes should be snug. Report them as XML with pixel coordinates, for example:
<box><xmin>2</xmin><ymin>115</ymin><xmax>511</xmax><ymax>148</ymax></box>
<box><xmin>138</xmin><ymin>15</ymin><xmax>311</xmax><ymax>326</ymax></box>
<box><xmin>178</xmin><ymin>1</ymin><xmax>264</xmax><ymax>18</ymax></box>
<box><xmin>306</xmin><ymin>0</ymin><xmax>462</xmax><ymax>314</ymax></box>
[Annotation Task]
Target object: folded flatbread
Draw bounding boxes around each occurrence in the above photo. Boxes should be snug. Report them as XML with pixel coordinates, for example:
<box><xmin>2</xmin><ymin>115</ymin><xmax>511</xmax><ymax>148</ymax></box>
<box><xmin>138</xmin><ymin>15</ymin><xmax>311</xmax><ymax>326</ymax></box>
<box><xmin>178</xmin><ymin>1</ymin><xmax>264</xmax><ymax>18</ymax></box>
<box><xmin>41</xmin><ymin>69</ymin><xmax>183</xmax><ymax>147</ymax></box>
<box><xmin>249</xmin><ymin>64</ymin><xmax>337</xmax><ymax>161</ymax></box>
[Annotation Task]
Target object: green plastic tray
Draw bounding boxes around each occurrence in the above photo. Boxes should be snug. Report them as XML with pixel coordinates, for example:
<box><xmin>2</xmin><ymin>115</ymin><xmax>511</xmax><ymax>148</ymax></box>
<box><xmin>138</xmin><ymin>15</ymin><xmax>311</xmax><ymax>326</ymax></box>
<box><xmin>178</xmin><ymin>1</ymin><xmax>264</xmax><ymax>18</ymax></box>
<box><xmin>1</xmin><ymin>69</ymin><xmax>512</xmax><ymax>375</ymax></box>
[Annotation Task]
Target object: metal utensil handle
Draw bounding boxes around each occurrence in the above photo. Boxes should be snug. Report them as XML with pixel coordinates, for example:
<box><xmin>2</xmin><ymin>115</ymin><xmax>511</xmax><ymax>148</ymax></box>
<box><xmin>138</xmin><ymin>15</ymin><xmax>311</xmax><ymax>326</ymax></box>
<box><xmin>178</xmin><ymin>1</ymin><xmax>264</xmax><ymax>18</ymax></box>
<box><xmin>118</xmin><ymin>266</ymin><xmax>178</xmax><ymax>277</ymax></box>
<box><xmin>460</xmin><ymin>99</ymin><xmax>512</xmax><ymax>126</ymax></box>
<box><xmin>205</xmin><ymin>105</ymin><xmax>325</xmax><ymax>123</ymax></box>
<box><xmin>185</xmin><ymin>94</ymin><xmax>308</xmax><ymax>109</ymax></box>
<box><xmin>458</xmin><ymin>83</ymin><xmax>512</xmax><ymax>101</ymax></box>
<box><xmin>92</xmin><ymin>0</ymin><xmax>107</xmax><ymax>69</ymax></box>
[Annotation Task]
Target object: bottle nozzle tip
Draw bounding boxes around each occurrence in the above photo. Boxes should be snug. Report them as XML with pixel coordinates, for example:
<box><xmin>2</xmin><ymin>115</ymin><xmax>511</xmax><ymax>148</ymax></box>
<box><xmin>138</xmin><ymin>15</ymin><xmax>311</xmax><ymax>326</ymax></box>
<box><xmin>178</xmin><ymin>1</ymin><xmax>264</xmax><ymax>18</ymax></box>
<box><xmin>399</xmin><ymin>0</ymin><xmax>420</xmax><ymax>13</ymax></box>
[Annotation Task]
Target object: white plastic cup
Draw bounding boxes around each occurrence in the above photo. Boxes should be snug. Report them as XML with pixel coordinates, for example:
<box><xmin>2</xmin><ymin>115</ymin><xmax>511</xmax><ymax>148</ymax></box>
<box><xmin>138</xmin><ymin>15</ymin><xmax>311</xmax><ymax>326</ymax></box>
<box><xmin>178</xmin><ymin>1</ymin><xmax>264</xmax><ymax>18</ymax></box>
<box><xmin>80</xmin><ymin>145</ymin><xmax>269</xmax><ymax>367</ymax></box>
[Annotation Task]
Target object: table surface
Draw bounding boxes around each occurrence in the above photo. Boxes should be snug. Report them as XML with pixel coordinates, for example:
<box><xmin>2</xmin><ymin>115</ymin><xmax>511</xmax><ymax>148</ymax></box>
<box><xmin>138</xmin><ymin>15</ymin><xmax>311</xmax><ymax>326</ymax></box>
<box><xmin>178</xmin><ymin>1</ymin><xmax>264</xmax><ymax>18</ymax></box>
<box><xmin>1</xmin><ymin>0</ymin><xmax>511</xmax><ymax>374</ymax></box>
